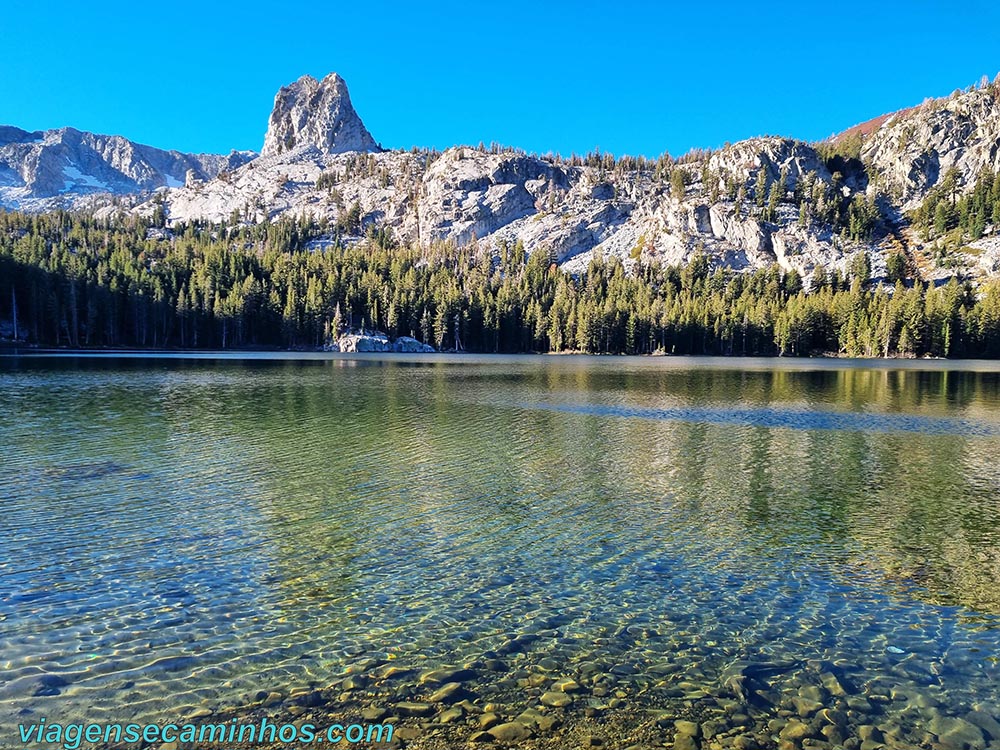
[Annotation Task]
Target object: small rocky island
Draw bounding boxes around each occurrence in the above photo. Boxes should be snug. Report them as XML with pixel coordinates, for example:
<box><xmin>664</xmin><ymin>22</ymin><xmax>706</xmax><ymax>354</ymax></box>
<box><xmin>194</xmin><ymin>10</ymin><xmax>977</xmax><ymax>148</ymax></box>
<box><xmin>326</xmin><ymin>330</ymin><xmax>436</xmax><ymax>353</ymax></box>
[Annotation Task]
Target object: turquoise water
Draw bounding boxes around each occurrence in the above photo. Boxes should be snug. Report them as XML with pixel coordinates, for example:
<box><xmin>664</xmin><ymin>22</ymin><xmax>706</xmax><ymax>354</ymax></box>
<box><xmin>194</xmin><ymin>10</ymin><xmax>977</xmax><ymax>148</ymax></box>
<box><xmin>2</xmin><ymin>354</ymin><xmax>1000</xmax><ymax>747</ymax></box>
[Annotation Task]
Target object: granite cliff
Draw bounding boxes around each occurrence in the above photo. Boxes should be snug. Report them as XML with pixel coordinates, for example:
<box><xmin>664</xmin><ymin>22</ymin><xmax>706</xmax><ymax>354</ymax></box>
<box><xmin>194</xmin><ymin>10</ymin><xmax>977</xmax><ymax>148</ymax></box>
<box><xmin>261</xmin><ymin>73</ymin><xmax>380</xmax><ymax>157</ymax></box>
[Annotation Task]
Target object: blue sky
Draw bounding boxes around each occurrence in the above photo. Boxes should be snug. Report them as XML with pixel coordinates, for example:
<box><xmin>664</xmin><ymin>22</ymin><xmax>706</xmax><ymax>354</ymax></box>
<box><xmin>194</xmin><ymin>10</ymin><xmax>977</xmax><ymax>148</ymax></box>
<box><xmin>2</xmin><ymin>1</ymin><xmax>999</xmax><ymax>158</ymax></box>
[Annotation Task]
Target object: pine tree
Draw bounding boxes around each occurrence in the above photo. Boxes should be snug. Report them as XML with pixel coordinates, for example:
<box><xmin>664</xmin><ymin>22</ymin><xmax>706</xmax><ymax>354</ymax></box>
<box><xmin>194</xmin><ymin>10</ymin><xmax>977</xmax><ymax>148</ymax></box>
<box><xmin>754</xmin><ymin>168</ymin><xmax>769</xmax><ymax>209</ymax></box>
<box><xmin>670</xmin><ymin>169</ymin><xmax>686</xmax><ymax>200</ymax></box>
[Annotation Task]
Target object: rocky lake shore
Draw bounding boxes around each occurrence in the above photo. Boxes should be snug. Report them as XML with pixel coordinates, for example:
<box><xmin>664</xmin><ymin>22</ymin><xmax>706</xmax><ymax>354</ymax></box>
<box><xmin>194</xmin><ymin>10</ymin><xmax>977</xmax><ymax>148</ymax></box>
<box><xmin>144</xmin><ymin>643</ymin><xmax>1000</xmax><ymax>750</ymax></box>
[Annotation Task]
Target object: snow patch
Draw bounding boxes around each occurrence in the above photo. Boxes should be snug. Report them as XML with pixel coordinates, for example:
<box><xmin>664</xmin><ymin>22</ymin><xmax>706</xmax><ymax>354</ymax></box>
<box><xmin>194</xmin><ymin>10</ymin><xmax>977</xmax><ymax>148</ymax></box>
<box><xmin>61</xmin><ymin>165</ymin><xmax>109</xmax><ymax>193</ymax></box>
<box><xmin>304</xmin><ymin>237</ymin><xmax>339</xmax><ymax>251</ymax></box>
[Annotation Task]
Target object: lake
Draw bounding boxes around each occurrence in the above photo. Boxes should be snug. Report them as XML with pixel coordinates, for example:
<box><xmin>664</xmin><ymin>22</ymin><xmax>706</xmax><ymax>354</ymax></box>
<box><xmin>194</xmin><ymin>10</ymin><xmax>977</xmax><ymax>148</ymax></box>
<box><xmin>2</xmin><ymin>353</ymin><xmax>1000</xmax><ymax>749</ymax></box>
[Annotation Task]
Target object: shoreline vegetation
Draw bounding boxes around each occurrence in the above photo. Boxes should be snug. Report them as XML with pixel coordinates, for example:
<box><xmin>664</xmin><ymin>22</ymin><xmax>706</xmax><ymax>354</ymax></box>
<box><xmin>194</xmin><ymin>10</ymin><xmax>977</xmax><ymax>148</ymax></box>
<box><xmin>0</xmin><ymin>343</ymin><xmax>958</xmax><ymax>361</ymax></box>
<box><xmin>0</xmin><ymin>339</ymin><xmax>959</xmax><ymax>361</ymax></box>
<box><xmin>3</xmin><ymin>211</ymin><xmax>1000</xmax><ymax>359</ymax></box>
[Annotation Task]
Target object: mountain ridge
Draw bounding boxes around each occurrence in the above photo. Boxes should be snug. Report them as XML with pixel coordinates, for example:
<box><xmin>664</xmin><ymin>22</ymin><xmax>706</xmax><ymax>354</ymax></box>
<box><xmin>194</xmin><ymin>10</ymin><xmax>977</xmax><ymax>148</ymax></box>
<box><xmin>3</xmin><ymin>72</ymin><xmax>1000</xmax><ymax>285</ymax></box>
<box><xmin>0</xmin><ymin>124</ymin><xmax>255</xmax><ymax>211</ymax></box>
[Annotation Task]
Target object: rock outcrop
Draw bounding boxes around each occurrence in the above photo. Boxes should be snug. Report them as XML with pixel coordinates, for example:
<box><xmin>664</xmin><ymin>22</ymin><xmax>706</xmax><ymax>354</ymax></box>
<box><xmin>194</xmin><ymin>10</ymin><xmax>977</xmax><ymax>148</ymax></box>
<box><xmin>327</xmin><ymin>332</ymin><xmax>435</xmax><ymax>353</ymax></box>
<box><xmin>862</xmin><ymin>86</ymin><xmax>1000</xmax><ymax>208</ymax></box>
<box><xmin>261</xmin><ymin>73</ymin><xmax>380</xmax><ymax>158</ymax></box>
<box><xmin>136</xmin><ymin>137</ymin><xmax>879</xmax><ymax>282</ymax></box>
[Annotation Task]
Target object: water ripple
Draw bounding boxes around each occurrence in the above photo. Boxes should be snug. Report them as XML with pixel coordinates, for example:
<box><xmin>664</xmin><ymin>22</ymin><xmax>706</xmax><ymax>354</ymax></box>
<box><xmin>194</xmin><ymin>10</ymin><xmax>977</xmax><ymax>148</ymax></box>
<box><xmin>2</xmin><ymin>356</ymin><xmax>1000</xmax><ymax>737</ymax></box>
<box><xmin>516</xmin><ymin>401</ymin><xmax>1000</xmax><ymax>435</ymax></box>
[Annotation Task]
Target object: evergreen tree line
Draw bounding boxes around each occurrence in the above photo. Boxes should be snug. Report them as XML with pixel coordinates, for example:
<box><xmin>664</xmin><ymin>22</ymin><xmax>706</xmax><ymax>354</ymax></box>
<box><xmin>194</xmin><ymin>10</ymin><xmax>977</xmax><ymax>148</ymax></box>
<box><xmin>911</xmin><ymin>167</ymin><xmax>1000</xmax><ymax>243</ymax></box>
<box><xmin>3</xmin><ymin>210</ymin><xmax>1000</xmax><ymax>358</ymax></box>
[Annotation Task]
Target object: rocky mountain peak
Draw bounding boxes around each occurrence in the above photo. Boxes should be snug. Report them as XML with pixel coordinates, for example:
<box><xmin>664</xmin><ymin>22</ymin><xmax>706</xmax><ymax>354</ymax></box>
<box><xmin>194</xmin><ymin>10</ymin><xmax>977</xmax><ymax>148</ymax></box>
<box><xmin>261</xmin><ymin>72</ymin><xmax>380</xmax><ymax>157</ymax></box>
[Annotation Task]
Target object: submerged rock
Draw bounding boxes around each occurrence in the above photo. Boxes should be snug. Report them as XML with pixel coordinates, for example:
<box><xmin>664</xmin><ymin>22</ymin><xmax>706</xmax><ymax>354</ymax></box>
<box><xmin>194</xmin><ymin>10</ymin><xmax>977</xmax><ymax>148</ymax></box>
<box><xmin>479</xmin><ymin>713</ymin><xmax>501</xmax><ymax>730</ymax></box>
<box><xmin>395</xmin><ymin>701</ymin><xmax>435</xmax><ymax>718</ymax></box>
<box><xmin>552</xmin><ymin>678</ymin><xmax>583</xmax><ymax>693</ymax></box>
<box><xmin>674</xmin><ymin>720</ymin><xmax>700</xmax><ymax>737</ymax></box>
<box><xmin>928</xmin><ymin>715</ymin><xmax>986</xmax><ymax>749</ymax></box>
<box><xmin>419</xmin><ymin>666</ymin><xmax>477</xmax><ymax>685</ymax></box>
<box><xmin>428</xmin><ymin>681</ymin><xmax>472</xmax><ymax>703</ymax></box>
<box><xmin>487</xmin><ymin>721</ymin><xmax>533</xmax><ymax>742</ymax></box>
<box><xmin>540</xmin><ymin>691</ymin><xmax>572</xmax><ymax>707</ymax></box>
<box><xmin>966</xmin><ymin>710</ymin><xmax>1000</xmax><ymax>741</ymax></box>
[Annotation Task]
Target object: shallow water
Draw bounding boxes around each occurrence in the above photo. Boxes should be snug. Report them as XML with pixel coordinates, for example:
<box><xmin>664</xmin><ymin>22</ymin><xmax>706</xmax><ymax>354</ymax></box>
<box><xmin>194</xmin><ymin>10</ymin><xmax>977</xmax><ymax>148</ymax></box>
<box><xmin>2</xmin><ymin>354</ymin><xmax>1000</xmax><ymax>745</ymax></box>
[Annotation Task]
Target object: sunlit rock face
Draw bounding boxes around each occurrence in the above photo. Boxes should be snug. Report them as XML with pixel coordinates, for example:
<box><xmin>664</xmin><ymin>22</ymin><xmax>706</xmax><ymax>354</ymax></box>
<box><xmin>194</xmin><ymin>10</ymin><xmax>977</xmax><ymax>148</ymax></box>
<box><xmin>0</xmin><ymin>126</ymin><xmax>252</xmax><ymax>210</ymax></box>
<box><xmin>261</xmin><ymin>73</ymin><xmax>380</xmax><ymax>158</ymax></box>
<box><xmin>862</xmin><ymin>87</ymin><xmax>1000</xmax><ymax>208</ymax></box>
